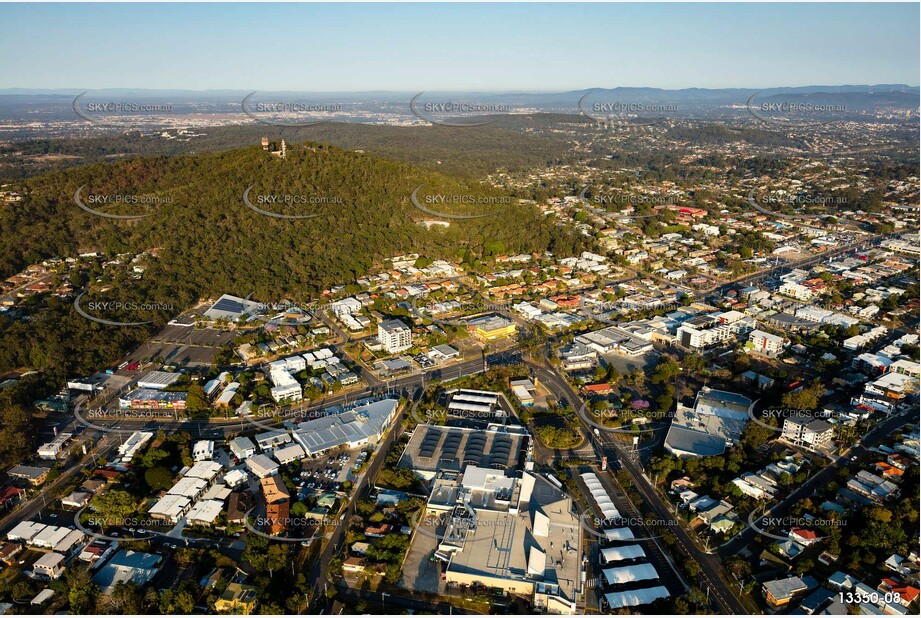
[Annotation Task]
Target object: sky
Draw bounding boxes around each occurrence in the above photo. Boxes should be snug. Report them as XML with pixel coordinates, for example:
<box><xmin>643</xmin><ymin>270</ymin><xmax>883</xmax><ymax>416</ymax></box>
<box><xmin>1</xmin><ymin>3</ymin><xmax>918</xmax><ymax>91</ymax></box>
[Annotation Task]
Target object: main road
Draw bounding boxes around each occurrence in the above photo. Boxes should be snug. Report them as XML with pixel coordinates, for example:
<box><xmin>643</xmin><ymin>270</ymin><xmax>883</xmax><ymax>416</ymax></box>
<box><xmin>524</xmin><ymin>355</ymin><xmax>750</xmax><ymax>614</ymax></box>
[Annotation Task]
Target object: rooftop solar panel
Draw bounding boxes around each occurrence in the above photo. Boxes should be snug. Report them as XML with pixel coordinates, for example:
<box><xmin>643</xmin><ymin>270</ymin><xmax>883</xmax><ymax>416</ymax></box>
<box><xmin>213</xmin><ymin>298</ymin><xmax>244</xmax><ymax>312</ymax></box>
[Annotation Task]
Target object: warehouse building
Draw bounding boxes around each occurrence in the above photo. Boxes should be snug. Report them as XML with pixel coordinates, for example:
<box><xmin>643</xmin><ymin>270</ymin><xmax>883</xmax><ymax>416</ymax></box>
<box><xmin>399</xmin><ymin>423</ymin><xmax>528</xmax><ymax>481</ymax></box>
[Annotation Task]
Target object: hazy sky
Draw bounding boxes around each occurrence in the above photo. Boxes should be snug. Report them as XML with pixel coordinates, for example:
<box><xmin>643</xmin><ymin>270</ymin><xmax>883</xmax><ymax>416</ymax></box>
<box><xmin>2</xmin><ymin>3</ymin><xmax>918</xmax><ymax>90</ymax></box>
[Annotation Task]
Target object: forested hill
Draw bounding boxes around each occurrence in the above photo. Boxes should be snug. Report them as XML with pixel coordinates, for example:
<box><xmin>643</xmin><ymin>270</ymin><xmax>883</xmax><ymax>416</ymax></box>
<box><xmin>1</xmin><ymin>141</ymin><xmax>586</xmax><ymax>301</ymax></box>
<box><xmin>0</xmin><ymin>119</ymin><xmax>574</xmax><ymax>181</ymax></box>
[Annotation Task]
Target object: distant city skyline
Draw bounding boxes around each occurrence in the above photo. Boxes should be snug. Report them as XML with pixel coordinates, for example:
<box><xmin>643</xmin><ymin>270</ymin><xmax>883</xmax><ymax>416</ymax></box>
<box><xmin>0</xmin><ymin>3</ymin><xmax>918</xmax><ymax>91</ymax></box>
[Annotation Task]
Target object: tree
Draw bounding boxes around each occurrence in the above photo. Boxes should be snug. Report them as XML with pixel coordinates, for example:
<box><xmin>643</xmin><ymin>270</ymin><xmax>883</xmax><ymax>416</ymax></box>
<box><xmin>0</xmin><ymin>404</ymin><xmax>34</xmax><ymax>468</ymax></box>
<box><xmin>144</xmin><ymin>466</ymin><xmax>174</xmax><ymax>492</ymax></box>
<box><xmin>62</xmin><ymin>567</ymin><xmax>98</xmax><ymax>614</ymax></box>
<box><xmin>781</xmin><ymin>381</ymin><xmax>825</xmax><ymax>411</ymax></box>
<box><xmin>90</xmin><ymin>490</ymin><xmax>138</xmax><ymax>527</ymax></box>
<box><xmin>683</xmin><ymin>559</ymin><xmax>702</xmax><ymax>578</ymax></box>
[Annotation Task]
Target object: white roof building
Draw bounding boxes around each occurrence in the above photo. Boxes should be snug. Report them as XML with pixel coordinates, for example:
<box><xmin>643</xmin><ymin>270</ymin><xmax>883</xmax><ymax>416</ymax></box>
<box><xmin>185</xmin><ymin>499</ymin><xmax>224</xmax><ymax>526</ymax></box>
<box><xmin>148</xmin><ymin>494</ymin><xmax>191</xmax><ymax>523</ymax></box>
<box><xmin>192</xmin><ymin>440</ymin><xmax>214</xmax><ymax>462</ymax></box>
<box><xmin>136</xmin><ymin>371</ymin><xmax>182</xmax><ymax>390</ymax></box>
<box><xmin>229</xmin><ymin>436</ymin><xmax>257</xmax><ymax>460</ymax></box>
<box><xmin>32</xmin><ymin>525</ymin><xmax>72</xmax><ymax>549</ymax></box>
<box><xmin>580</xmin><ymin>472</ymin><xmax>620</xmax><ymax>521</ymax></box>
<box><xmin>602</xmin><ymin>563</ymin><xmax>659</xmax><ymax>585</ymax></box>
<box><xmin>7</xmin><ymin>521</ymin><xmax>46</xmax><ymax>543</ymax></box>
<box><xmin>600</xmin><ymin>545</ymin><xmax>647</xmax><ymax>563</ymax></box>
<box><xmin>167</xmin><ymin>477</ymin><xmax>208</xmax><ymax>500</ymax></box>
<box><xmin>604</xmin><ymin>586</ymin><xmax>670</xmax><ymax>609</ymax></box>
<box><xmin>272</xmin><ymin>443</ymin><xmax>306</xmax><ymax>465</ymax></box>
<box><xmin>223</xmin><ymin>469</ymin><xmax>249</xmax><ymax>489</ymax></box>
<box><xmin>245</xmin><ymin>454</ymin><xmax>279</xmax><ymax>479</ymax></box>
<box><xmin>184</xmin><ymin>461</ymin><xmax>223</xmax><ymax>483</ymax></box>
<box><xmin>602</xmin><ymin>527</ymin><xmax>635</xmax><ymax>542</ymax></box>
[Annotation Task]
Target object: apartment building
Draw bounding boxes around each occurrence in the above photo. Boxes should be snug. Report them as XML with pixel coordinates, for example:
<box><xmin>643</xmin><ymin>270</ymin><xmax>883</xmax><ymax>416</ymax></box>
<box><xmin>747</xmin><ymin>329</ymin><xmax>786</xmax><ymax>357</ymax></box>
<box><xmin>782</xmin><ymin>414</ymin><xmax>835</xmax><ymax>451</ymax></box>
<box><xmin>378</xmin><ymin>319</ymin><xmax>412</xmax><ymax>353</ymax></box>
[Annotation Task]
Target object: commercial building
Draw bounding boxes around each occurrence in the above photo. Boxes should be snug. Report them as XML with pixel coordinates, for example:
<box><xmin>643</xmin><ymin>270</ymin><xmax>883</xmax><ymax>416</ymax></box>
<box><xmin>203</xmin><ymin>294</ymin><xmax>260</xmax><ymax>322</ymax></box>
<box><xmin>293</xmin><ymin>398</ymin><xmax>398</xmax><ymax>456</ymax></box>
<box><xmin>467</xmin><ymin>314</ymin><xmax>517</xmax><ymax>341</ymax></box>
<box><xmin>446</xmin><ymin>389</ymin><xmax>504</xmax><ymax>419</ymax></box>
<box><xmin>37</xmin><ymin>433</ymin><xmax>72</xmax><ymax>460</ymax></box>
<box><xmin>378</xmin><ymin>319</ymin><xmax>413</xmax><ymax>353</ymax></box>
<box><xmin>435</xmin><ymin>469</ymin><xmax>581</xmax><ymax>614</ymax></box>
<box><xmin>118</xmin><ymin>388</ymin><xmax>186</xmax><ymax>410</ymax></box>
<box><xmin>117</xmin><ymin>431</ymin><xmax>154</xmax><ymax>463</ymax></box>
<box><xmin>136</xmin><ymin>370</ymin><xmax>182</xmax><ymax>390</ymax></box>
<box><xmin>575</xmin><ymin>326</ymin><xmax>654</xmax><ymax>357</ymax></box>
<box><xmin>664</xmin><ymin>388</ymin><xmax>752</xmax><ymax>458</ymax></box>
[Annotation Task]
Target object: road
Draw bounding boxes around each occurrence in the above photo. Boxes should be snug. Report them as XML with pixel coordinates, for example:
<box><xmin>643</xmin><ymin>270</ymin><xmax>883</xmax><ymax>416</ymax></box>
<box><xmin>704</xmin><ymin>234</ymin><xmax>885</xmax><ymax>299</ymax></box>
<box><xmin>0</xmin><ymin>435</ymin><xmax>120</xmax><ymax>537</ymax></box>
<box><xmin>524</xmin><ymin>356</ymin><xmax>749</xmax><ymax>614</ymax></box>
<box><xmin>720</xmin><ymin>408</ymin><xmax>915</xmax><ymax>556</ymax></box>
<box><xmin>309</xmin><ymin>401</ymin><xmax>409</xmax><ymax>610</ymax></box>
